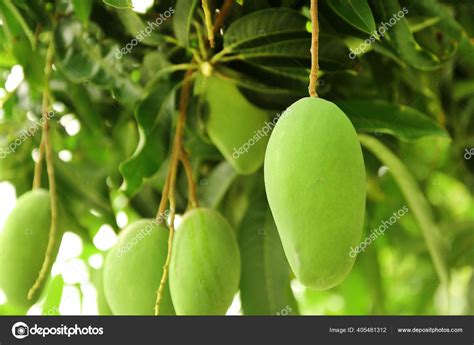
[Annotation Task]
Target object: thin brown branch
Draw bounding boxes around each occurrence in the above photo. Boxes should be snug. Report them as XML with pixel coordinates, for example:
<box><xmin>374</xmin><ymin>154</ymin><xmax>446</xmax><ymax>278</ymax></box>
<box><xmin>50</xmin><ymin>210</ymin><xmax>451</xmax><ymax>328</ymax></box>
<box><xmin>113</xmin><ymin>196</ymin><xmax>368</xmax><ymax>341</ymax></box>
<box><xmin>32</xmin><ymin>138</ymin><xmax>45</xmax><ymax>189</ymax></box>
<box><xmin>213</xmin><ymin>0</ymin><xmax>234</xmax><ymax>33</ymax></box>
<box><xmin>154</xmin><ymin>200</ymin><xmax>176</xmax><ymax>315</ymax></box>
<box><xmin>309</xmin><ymin>0</ymin><xmax>319</xmax><ymax>97</ymax></box>
<box><xmin>32</xmin><ymin>41</ymin><xmax>55</xmax><ymax>189</ymax></box>
<box><xmin>28</xmin><ymin>40</ymin><xmax>59</xmax><ymax>300</ymax></box>
<box><xmin>180</xmin><ymin>149</ymin><xmax>199</xmax><ymax>209</ymax></box>
<box><xmin>202</xmin><ymin>0</ymin><xmax>215</xmax><ymax>47</ymax></box>
<box><xmin>154</xmin><ymin>68</ymin><xmax>195</xmax><ymax>315</ymax></box>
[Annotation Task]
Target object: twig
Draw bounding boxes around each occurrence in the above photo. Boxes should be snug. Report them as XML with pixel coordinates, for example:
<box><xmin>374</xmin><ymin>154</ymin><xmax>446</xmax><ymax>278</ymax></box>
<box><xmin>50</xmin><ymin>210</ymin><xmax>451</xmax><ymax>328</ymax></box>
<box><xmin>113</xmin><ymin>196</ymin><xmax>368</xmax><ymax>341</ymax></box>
<box><xmin>213</xmin><ymin>0</ymin><xmax>234</xmax><ymax>33</ymax></box>
<box><xmin>28</xmin><ymin>40</ymin><xmax>59</xmax><ymax>300</ymax></box>
<box><xmin>154</xmin><ymin>200</ymin><xmax>176</xmax><ymax>315</ymax></box>
<box><xmin>201</xmin><ymin>0</ymin><xmax>215</xmax><ymax>48</ymax></box>
<box><xmin>194</xmin><ymin>20</ymin><xmax>208</xmax><ymax>59</ymax></box>
<box><xmin>180</xmin><ymin>149</ymin><xmax>199</xmax><ymax>209</ymax></box>
<box><xmin>154</xmin><ymin>68</ymin><xmax>195</xmax><ymax>315</ymax></box>
<box><xmin>309</xmin><ymin>0</ymin><xmax>319</xmax><ymax>97</ymax></box>
<box><xmin>32</xmin><ymin>138</ymin><xmax>45</xmax><ymax>189</ymax></box>
<box><xmin>154</xmin><ymin>0</ymin><xmax>233</xmax><ymax>314</ymax></box>
<box><xmin>32</xmin><ymin>41</ymin><xmax>55</xmax><ymax>189</ymax></box>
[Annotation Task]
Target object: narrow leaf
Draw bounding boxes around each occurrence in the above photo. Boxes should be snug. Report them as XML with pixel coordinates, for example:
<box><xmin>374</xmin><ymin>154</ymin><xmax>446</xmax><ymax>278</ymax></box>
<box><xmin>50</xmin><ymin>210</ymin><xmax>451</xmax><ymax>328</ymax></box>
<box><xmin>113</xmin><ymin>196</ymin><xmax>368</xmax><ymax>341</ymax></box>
<box><xmin>103</xmin><ymin>0</ymin><xmax>132</xmax><ymax>9</ymax></box>
<box><xmin>358</xmin><ymin>134</ymin><xmax>449</xmax><ymax>285</ymax></box>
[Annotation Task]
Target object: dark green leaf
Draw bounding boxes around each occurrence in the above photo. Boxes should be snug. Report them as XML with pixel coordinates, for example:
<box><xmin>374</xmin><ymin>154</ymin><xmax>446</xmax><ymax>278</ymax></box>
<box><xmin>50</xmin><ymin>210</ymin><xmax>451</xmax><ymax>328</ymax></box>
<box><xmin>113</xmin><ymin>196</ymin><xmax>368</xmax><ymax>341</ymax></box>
<box><xmin>328</xmin><ymin>0</ymin><xmax>376</xmax><ymax>35</ymax></box>
<box><xmin>239</xmin><ymin>184</ymin><xmax>298</xmax><ymax>315</ymax></box>
<box><xmin>173</xmin><ymin>0</ymin><xmax>199</xmax><ymax>47</ymax></box>
<box><xmin>119</xmin><ymin>77</ymin><xmax>178</xmax><ymax>196</ymax></box>
<box><xmin>337</xmin><ymin>100</ymin><xmax>448</xmax><ymax>141</ymax></box>
<box><xmin>371</xmin><ymin>0</ymin><xmax>440</xmax><ymax>71</ymax></box>
<box><xmin>224</xmin><ymin>8</ymin><xmax>308</xmax><ymax>49</ymax></box>
<box><xmin>0</xmin><ymin>0</ymin><xmax>44</xmax><ymax>89</ymax></box>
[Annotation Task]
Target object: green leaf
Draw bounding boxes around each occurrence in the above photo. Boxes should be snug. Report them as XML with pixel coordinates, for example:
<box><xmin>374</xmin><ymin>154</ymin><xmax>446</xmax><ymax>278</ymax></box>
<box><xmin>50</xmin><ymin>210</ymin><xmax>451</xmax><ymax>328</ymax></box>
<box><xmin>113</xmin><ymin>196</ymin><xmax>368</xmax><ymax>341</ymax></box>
<box><xmin>407</xmin><ymin>16</ymin><xmax>440</xmax><ymax>33</ymax></box>
<box><xmin>119</xmin><ymin>77</ymin><xmax>178</xmax><ymax>196</ymax></box>
<box><xmin>328</xmin><ymin>0</ymin><xmax>376</xmax><ymax>35</ymax></box>
<box><xmin>230</xmin><ymin>62</ymin><xmax>308</xmax><ymax>92</ymax></box>
<box><xmin>91</xmin><ymin>268</ymin><xmax>113</xmax><ymax>315</ymax></box>
<box><xmin>41</xmin><ymin>275</ymin><xmax>64</xmax><ymax>316</ymax></box>
<box><xmin>103</xmin><ymin>0</ymin><xmax>132</xmax><ymax>9</ymax></box>
<box><xmin>173</xmin><ymin>0</ymin><xmax>199</xmax><ymax>47</ymax></box>
<box><xmin>215</xmin><ymin>66</ymin><xmax>301</xmax><ymax>109</ymax></box>
<box><xmin>372</xmin><ymin>0</ymin><xmax>440</xmax><ymax>71</ymax></box>
<box><xmin>68</xmin><ymin>83</ymin><xmax>106</xmax><ymax>132</ymax></box>
<box><xmin>336</xmin><ymin>100</ymin><xmax>448</xmax><ymax>141</ymax></box>
<box><xmin>0</xmin><ymin>0</ymin><xmax>44</xmax><ymax>89</ymax></box>
<box><xmin>198</xmin><ymin>161</ymin><xmax>238</xmax><ymax>208</ymax></box>
<box><xmin>453</xmin><ymin>80</ymin><xmax>474</xmax><ymax>101</ymax></box>
<box><xmin>54</xmin><ymin>19</ymin><xmax>141</xmax><ymax>102</ymax></box>
<box><xmin>237</xmin><ymin>38</ymin><xmax>311</xmax><ymax>63</ymax></box>
<box><xmin>115</xmin><ymin>9</ymin><xmax>165</xmax><ymax>46</ymax></box>
<box><xmin>358</xmin><ymin>134</ymin><xmax>449</xmax><ymax>286</ymax></box>
<box><xmin>239</xmin><ymin>183</ymin><xmax>298</xmax><ymax>315</ymax></box>
<box><xmin>224</xmin><ymin>8</ymin><xmax>308</xmax><ymax>49</ymax></box>
<box><xmin>410</xmin><ymin>0</ymin><xmax>466</xmax><ymax>41</ymax></box>
<box><xmin>53</xmin><ymin>21</ymin><xmax>100</xmax><ymax>82</ymax></box>
<box><xmin>1</xmin><ymin>0</ymin><xmax>35</xmax><ymax>48</ymax></box>
<box><xmin>72</xmin><ymin>0</ymin><xmax>93</xmax><ymax>27</ymax></box>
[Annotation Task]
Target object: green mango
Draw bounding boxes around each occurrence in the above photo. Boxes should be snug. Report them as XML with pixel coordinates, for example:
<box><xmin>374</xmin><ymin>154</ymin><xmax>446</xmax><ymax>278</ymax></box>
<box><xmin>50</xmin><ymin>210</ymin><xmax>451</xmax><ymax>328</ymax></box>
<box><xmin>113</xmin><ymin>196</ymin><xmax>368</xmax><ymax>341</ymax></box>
<box><xmin>264</xmin><ymin>97</ymin><xmax>366</xmax><ymax>290</ymax></box>
<box><xmin>0</xmin><ymin>189</ymin><xmax>61</xmax><ymax>309</ymax></box>
<box><xmin>204</xmin><ymin>76</ymin><xmax>270</xmax><ymax>175</ymax></box>
<box><xmin>103</xmin><ymin>219</ymin><xmax>175</xmax><ymax>315</ymax></box>
<box><xmin>169</xmin><ymin>208</ymin><xmax>240</xmax><ymax>315</ymax></box>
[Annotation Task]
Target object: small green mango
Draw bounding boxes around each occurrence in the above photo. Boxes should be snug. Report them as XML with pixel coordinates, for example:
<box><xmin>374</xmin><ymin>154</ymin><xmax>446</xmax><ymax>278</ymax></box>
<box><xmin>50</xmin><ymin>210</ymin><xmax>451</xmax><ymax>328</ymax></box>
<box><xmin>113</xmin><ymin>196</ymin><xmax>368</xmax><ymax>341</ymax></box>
<box><xmin>264</xmin><ymin>97</ymin><xmax>366</xmax><ymax>290</ymax></box>
<box><xmin>0</xmin><ymin>189</ymin><xmax>61</xmax><ymax>308</ymax></box>
<box><xmin>103</xmin><ymin>219</ymin><xmax>175</xmax><ymax>315</ymax></box>
<box><xmin>204</xmin><ymin>76</ymin><xmax>269</xmax><ymax>175</ymax></box>
<box><xmin>169</xmin><ymin>208</ymin><xmax>240</xmax><ymax>315</ymax></box>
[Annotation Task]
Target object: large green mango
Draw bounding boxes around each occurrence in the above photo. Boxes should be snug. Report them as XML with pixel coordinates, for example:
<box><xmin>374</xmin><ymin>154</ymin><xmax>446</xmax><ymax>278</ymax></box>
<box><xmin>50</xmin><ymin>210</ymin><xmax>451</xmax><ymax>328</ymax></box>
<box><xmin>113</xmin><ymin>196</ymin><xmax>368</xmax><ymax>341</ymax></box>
<box><xmin>0</xmin><ymin>189</ymin><xmax>61</xmax><ymax>309</ymax></box>
<box><xmin>264</xmin><ymin>97</ymin><xmax>366</xmax><ymax>290</ymax></box>
<box><xmin>204</xmin><ymin>76</ymin><xmax>269</xmax><ymax>175</ymax></box>
<box><xmin>103</xmin><ymin>219</ymin><xmax>175</xmax><ymax>315</ymax></box>
<box><xmin>169</xmin><ymin>208</ymin><xmax>240</xmax><ymax>315</ymax></box>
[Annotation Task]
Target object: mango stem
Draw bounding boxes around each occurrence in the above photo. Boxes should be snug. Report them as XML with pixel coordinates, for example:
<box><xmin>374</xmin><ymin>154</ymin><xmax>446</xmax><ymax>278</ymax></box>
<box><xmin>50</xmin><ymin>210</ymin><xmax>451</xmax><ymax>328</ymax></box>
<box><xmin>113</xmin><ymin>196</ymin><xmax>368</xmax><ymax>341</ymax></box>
<box><xmin>154</xmin><ymin>68</ymin><xmax>195</xmax><ymax>315</ymax></box>
<box><xmin>180</xmin><ymin>149</ymin><xmax>199</xmax><ymax>209</ymax></box>
<box><xmin>201</xmin><ymin>0</ymin><xmax>215</xmax><ymax>48</ymax></box>
<box><xmin>309</xmin><ymin>0</ymin><xmax>319</xmax><ymax>97</ymax></box>
<box><xmin>28</xmin><ymin>40</ymin><xmax>59</xmax><ymax>301</ymax></box>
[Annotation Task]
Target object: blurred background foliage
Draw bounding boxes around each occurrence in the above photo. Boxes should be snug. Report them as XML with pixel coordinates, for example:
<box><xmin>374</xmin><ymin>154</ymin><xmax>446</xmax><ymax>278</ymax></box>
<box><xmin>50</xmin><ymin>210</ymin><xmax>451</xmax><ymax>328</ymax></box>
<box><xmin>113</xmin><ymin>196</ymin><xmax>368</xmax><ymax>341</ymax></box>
<box><xmin>0</xmin><ymin>0</ymin><xmax>473</xmax><ymax>315</ymax></box>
